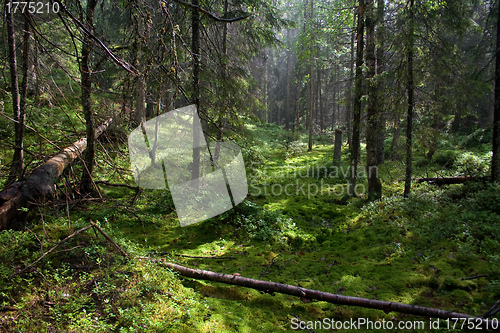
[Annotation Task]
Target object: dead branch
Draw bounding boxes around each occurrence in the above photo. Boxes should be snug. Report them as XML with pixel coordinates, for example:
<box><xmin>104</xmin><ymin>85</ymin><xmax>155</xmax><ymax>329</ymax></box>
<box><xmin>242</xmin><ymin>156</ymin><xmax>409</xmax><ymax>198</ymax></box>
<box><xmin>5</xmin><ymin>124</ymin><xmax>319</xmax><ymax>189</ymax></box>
<box><xmin>14</xmin><ymin>225</ymin><xmax>93</xmax><ymax>276</ymax></box>
<box><xmin>414</xmin><ymin>176</ymin><xmax>488</xmax><ymax>185</ymax></box>
<box><xmin>174</xmin><ymin>253</ymin><xmax>235</xmax><ymax>260</ymax></box>
<box><xmin>483</xmin><ymin>299</ymin><xmax>500</xmax><ymax>319</ymax></box>
<box><xmin>170</xmin><ymin>0</ymin><xmax>251</xmax><ymax>22</ymax></box>
<box><xmin>0</xmin><ymin>306</ymin><xmax>19</xmax><ymax>311</ymax></box>
<box><xmin>259</xmin><ymin>254</ymin><xmax>279</xmax><ymax>278</ymax></box>
<box><xmin>95</xmin><ymin>181</ymin><xmax>139</xmax><ymax>191</ymax></box>
<box><xmin>90</xmin><ymin>221</ymin><xmax>127</xmax><ymax>257</ymax></box>
<box><xmin>163</xmin><ymin>262</ymin><xmax>496</xmax><ymax>328</ymax></box>
<box><xmin>461</xmin><ymin>274</ymin><xmax>488</xmax><ymax>281</ymax></box>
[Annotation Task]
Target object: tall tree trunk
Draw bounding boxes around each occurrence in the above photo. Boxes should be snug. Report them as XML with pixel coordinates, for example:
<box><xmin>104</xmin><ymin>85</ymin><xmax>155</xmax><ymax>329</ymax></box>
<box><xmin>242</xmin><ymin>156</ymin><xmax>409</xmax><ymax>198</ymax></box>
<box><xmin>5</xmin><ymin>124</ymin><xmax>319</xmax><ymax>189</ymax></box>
<box><xmin>333</xmin><ymin>129</ymin><xmax>342</xmax><ymax>164</ymax></box>
<box><xmin>17</xmin><ymin>14</ymin><xmax>30</xmax><ymax>174</ymax></box>
<box><xmin>80</xmin><ymin>0</ymin><xmax>99</xmax><ymax>194</ymax></box>
<box><xmin>263</xmin><ymin>54</ymin><xmax>269</xmax><ymax>123</ymax></box>
<box><xmin>294</xmin><ymin>70</ymin><xmax>301</xmax><ymax>133</ymax></box>
<box><xmin>332</xmin><ymin>68</ymin><xmax>337</xmax><ymax>131</ymax></box>
<box><xmin>285</xmin><ymin>38</ymin><xmax>292</xmax><ymax>131</ymax></box>
<box><xmin>191</xmin><ymin>0</ymin><xmax>201</xmax><ymax>184</ymax></box>
<box><xmin>6</xmin><ymin>1</ymin><xmax>23</xmax><ymax>183</ymax></box>
<box><xmin>318</xmin><ymin>68</ymin><xmax>324</xmax><ymax>132</ymax></box>
<box><xmin>427</xmin><ymin>78</ymin><xmax>440</xmax><ymax>160</ymax></box>
<box><xmin>307</xmin><ymin>0</ymin><xmax>314</xmax><ymax>151</ymax></box>
<box><xmin>347</xmin><ymin>9</ymin><xmax>357</xmax><ymax>149</ymax></box>
<box><xmin>493</xmin><ymin>0</ymin><xmax>500</xmax><ymax>183</ymax></box>
<box><xmin>349</xmin><ymin>0</ymin><xmax>365</xmax><ymax>196</ymax></box>
<box><xmin>404</xmin><ymin>0</ymin><xmax>414</xmax><ymax>197</ymax></box>
<box><xmin>135</xmin><ymin>74</ymin><xmax>146</xmax><ymax>124</ymax></box>
<box><xmin>376</xmin><ymin>0</ymin><xmax>385</xmax><ymax>164</ymax></box>
<box><xmin>214</xmin><ymin>0</ymin><xmax>230</xmax><ymax>164</ymax></box>
<box><xmin>365</xmin><ymin>0</ymin><xmax>381</xmax><ymax>200</ymax></box>
<box><xmin>390</xmin><ymin>111</ymin><xmax>401</xmax><ymax>158</ymax></box>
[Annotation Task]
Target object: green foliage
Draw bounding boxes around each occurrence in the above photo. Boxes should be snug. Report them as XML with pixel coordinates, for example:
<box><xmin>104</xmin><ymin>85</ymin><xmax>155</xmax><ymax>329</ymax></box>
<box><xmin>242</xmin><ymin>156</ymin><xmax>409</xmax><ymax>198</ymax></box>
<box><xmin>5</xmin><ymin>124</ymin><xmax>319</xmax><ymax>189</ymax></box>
<box><xmin>453</xmin><ymin>151</ymin><xmax>491</xmax><ymax>176</ymax></box>
<box><xmin>433</xmin><ymin>149</ymin><xmax>460</xmax><ymax>168</ymax></box>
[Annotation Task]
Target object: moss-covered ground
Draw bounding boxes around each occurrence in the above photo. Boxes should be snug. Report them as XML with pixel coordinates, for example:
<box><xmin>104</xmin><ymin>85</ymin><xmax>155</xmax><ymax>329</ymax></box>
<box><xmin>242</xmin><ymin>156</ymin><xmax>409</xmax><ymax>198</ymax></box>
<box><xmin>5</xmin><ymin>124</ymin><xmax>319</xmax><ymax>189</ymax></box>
<box><xmin>1</xmin><ymin>123</ymin><xmax>499</xmax><ymax>332</ymax></box>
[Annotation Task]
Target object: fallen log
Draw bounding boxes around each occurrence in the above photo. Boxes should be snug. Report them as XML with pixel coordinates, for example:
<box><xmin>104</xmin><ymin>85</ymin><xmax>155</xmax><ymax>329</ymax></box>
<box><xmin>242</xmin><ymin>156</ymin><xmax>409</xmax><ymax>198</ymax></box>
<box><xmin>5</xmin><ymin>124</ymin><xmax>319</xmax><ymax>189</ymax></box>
<box><xmin>164</xmin><ymin>262</ymin><xmax>497</xmax><ymax>328</ymax></box>
<box><xmin>0</xmin><ymin>117</ymin><xmax>113</xmax><ymax>230</ymax></box>
<box><xmin>415</xmin><ymin>176</ymin><xmax>488</xmax><ymax>185</ymax></box>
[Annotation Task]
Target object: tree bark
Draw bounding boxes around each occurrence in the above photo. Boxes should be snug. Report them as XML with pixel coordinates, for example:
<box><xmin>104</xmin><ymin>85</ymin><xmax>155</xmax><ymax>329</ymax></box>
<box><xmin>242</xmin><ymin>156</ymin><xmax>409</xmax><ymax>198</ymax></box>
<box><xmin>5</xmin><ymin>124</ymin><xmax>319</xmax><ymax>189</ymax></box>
<box><xmin>333</xmin><ymin>129</ymin><xmax>342</xmax><ymax>164</ymax></box>
<box><xmin>191</xmin><ymin>0</ymin><xmax>201</xmax><ymax>184</ymax></box>
<box><xmin>492</xmin><ymin>0</ymin><xmax>500</xmax><ymax>183</ymax></box>
<box><xmin>365</xmin><ymin>0</ymin><xmax>381</xmax><ymax>200</ymax></box>
<box><xmin>294</xmin><ymin>70</ymin><xmax>301</xmax><ymax>133</ymax></box>
<box><xmin>376</xmin><ymin>0</ymin><xmax>385</xmax><ymax>164</ymax></box>
<box><xmin>307</xmin><ymin>0</ymin><xmax>314</xmax><ymax>151</ymax></box>
<box><xmin>347</xmin><ymin>10</ymin><xmax>357</xmax><ymax>148</ymax></box>
<box><xmin>285</xmin><ymin>38</ymin><xmax>292</xmax><ymax>131</ymax></box>
<box><xmin>80</xmin><ymin>0</ymin><xmax>99</xmax><ymax>194</ymax></box>
<box><xmin>163</xmin><ymin>262</ymin><xmax>495</xmax><ymax>328</ymax></box>
<box><xmin>0</xmin><ymin>118</ymin><xmax>113</xmax><ymax>230</ymax></box>
<box><xmin>6</xmin><ymin>0</ymin><xmax>23</xmax><ymax>183</ymax></box>
<box><xmin>349</xmin><ymin>0</ymin><xmax>365</xmax><ymax>196</ymax></box>
<box><xmin>214</xmin><ymin>0</ymin><xmax>230</xmax><ymax>164</ymax></box>
<box><xmin>404</xmin><ymin>0</ymin><xmax>414</xmax><ymax>198</ymax></box>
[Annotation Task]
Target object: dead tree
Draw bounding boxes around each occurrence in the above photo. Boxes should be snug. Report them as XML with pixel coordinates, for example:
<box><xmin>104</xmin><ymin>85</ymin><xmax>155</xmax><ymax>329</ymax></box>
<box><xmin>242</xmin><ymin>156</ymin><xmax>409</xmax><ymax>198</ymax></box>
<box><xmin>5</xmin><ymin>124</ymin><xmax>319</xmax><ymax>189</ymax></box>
<box><xmin>0</xmin><ymin>118</ymin><xmax>113</xmax><ymax>230</ymax></box>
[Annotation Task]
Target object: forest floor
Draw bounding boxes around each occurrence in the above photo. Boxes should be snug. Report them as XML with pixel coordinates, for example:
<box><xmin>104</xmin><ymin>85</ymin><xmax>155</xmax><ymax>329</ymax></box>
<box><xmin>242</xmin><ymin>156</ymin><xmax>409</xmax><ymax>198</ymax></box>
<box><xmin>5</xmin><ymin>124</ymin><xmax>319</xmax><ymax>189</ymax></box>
<box><xmin>1</xmin><ymin>122</ymin><xmax>499</xmax><ymax>332</ymax></box>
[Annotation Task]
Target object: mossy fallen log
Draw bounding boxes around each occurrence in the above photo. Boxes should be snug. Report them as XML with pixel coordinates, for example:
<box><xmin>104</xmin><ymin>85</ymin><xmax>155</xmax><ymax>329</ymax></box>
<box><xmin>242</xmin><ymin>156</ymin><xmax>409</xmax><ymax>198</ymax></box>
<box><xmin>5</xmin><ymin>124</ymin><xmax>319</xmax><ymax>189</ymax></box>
<box><xmin>415</xmin><ymin>176</ymin><xmax>489</xmax><ymax>185</ymax></box>
<box><xmin>0</xmin><ymin>117</ymin><xmax>113</xmax><ymax>230</ymax></box>
<box><xmin>164</xmin><ymin>262</ymin><xmax>497</xmax><ymax>328</ymax></box>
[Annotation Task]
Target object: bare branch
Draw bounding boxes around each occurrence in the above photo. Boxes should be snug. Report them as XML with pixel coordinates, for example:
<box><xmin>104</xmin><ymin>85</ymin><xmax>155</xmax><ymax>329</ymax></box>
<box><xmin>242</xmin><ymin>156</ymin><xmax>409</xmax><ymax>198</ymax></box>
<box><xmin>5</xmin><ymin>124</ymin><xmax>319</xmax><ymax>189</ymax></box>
<box><xmin>51</xmin><ymin>0</ymin><xmax>139</xmax><ymax>75</ymax></box>
<box><xmin>170</xmin><ymin>0</ymin><xmax>251</xmax><ymax>22</ymax></box>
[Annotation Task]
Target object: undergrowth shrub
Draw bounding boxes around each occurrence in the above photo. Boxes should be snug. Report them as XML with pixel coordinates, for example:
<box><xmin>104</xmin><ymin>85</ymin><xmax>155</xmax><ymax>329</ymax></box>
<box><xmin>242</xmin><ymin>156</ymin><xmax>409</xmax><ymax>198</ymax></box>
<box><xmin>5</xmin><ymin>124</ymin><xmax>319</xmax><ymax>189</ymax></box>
<box><xmin>433</xmin><ymin>149</ymin><xmax>460</xmax><ymax>168</ymax></box>
<box><xmin>213</xmin><ymin>201</ymin><xmax>296</xmax><ymax>242</ymax></box>
<box><xmin>453</xmin><ymin>152</ymin><xmax>491</xmax><ymax>176</ymax></box>
<box><xmin>285</xmin><ymin>141</ymin><xmax>307</xmax><ymax>160</ymax></box>
<box><xmin>458</xmin><ymin>128</ymin><xmax>493</xmax><ymax>149</ymax></box>
<box><xmin>233</xmin><ymin>201</ymin><xmax>295</xmax><ymax>241</ymax></box>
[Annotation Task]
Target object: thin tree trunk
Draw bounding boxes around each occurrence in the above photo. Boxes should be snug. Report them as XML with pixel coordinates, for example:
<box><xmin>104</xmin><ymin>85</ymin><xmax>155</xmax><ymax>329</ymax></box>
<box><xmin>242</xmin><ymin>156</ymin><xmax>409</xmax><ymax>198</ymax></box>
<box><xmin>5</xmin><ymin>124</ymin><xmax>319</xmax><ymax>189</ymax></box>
<box><xmin>307</xmin><ymin>0</ymin><xmax>314</xmax><ymax>151</ymax></box>
<box><xmin>80</xmin><ymin>0</ymin><xmax>99</xmax><ymax>194</ymax></box>
<box><xmin>263</xmin><ymin>54</ymin><xmax>268</xmax><ymax>123</ymax></box>
<box><xmin>365</xmin><ymin>0</ymin><xmax>381</xmax><ymax>200</ymax></box>
<box><xmin>390</xmin><ymin>111</ymin><xmax>401</xmax><ymax>158</ymax></box>
<box><xmin>349</xmin><ymin>0</ymin><xmax>365</xmax><ymax>196</ymax></box>
<box><xmin>427</xmin><ymin>78</ymin><xmax>440</xmax><ymax>159</ymax></box>
<box><xmin>294</xmin><ymin>70</ymin><xmax>301</xmax><ymax>133</ymax></box>
<box><xmin>285</xmin><ymin>37</ymin><xmax>292</xmax><ymax>131</ymax></box>
<box><xmin>347</xmin><ymin>9</ymin><xmax>357</xmax><ymax>149</ymax></box>
<box><xmin>332</xmin><ymin>68</ymin><xmax>337</xmax><ymax>131</ymax></box>
<box><xmin>191</xmin><ymin>0</ymin><xmax>201</xmax><ymax>185</ymax></box>
<box><xmin>6</xmin><ymin>1</ymin><xmax>23</xmax><ymax>183</ymax></box>
<box><xmin>492</xmin><ymin>0</ymin><xmax>500</xmax><ymax>183</ymax></box>
<box><xmin>404</xmin><ymin>0</ymin><xmax>414</xmax><ymax>197</ymax></box>
<box><xmin>135</xmin><ymin>75</ymin><xmax>146</xmax><ymax>124</ymax></box>
<box><xmin>214</xmin><ymin>0</ymin><xmax>230</xmax><ymax>164</ymax></box>
<box><xmin>333</xmin><ymin>129</ymin><xmax>342</xmax><ymax>164</ymax></box>
<box><xmin>376</xmin><ymin>0</ymin><xmax>385</xmax><ymax>164</ymax></box>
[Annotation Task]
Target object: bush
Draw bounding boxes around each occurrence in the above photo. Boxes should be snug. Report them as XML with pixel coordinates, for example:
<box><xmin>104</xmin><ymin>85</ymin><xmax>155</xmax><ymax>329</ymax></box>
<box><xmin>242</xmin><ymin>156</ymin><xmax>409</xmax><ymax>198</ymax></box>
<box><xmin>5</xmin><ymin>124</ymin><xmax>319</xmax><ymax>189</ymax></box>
<box><xmin>231</xmin><ymin>201</ymin><xmax>296</xmax><ymax>242</ymax></box>
<box><xmin>433</xmin><ymin>149</ymin><xmax>460</xmax><ymax>167</ymax></box>
<box><xmin>458</xmin><ymin>128</ymin><xmax>493</xmax><ymax>149</ymax></box>
<box><xmin>454</xmin><ymin>151</ymin><xmax>491</xmax><ymax>176</ymax></box>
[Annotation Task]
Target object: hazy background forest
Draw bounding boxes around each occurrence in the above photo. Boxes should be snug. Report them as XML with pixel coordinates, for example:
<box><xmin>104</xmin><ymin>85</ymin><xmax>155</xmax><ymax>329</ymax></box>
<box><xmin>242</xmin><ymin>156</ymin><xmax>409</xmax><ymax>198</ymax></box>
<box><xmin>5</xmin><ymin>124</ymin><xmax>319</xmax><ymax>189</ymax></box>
<box><xmin>1</xmin><ymin>0</ymin><xmax>500</xmax><ymax>331</ymax></box>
